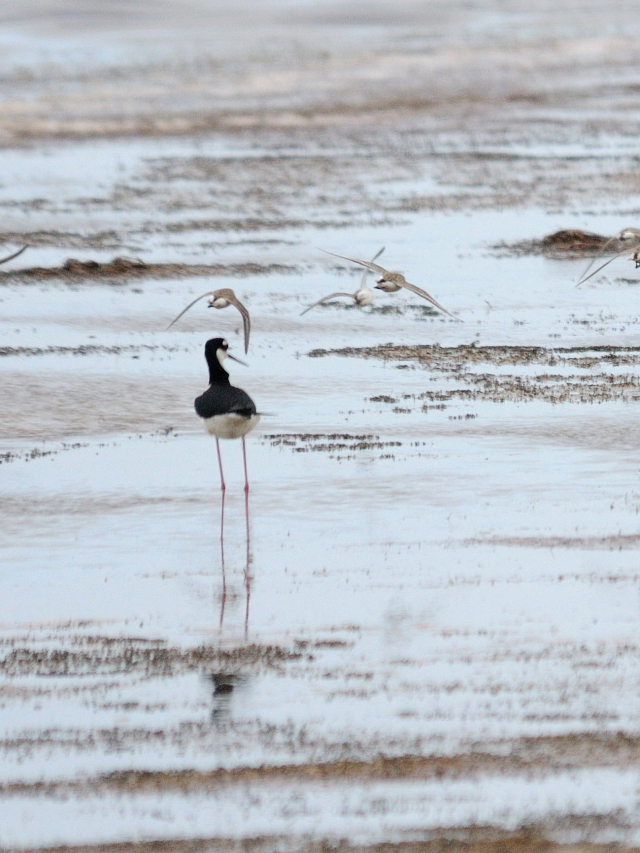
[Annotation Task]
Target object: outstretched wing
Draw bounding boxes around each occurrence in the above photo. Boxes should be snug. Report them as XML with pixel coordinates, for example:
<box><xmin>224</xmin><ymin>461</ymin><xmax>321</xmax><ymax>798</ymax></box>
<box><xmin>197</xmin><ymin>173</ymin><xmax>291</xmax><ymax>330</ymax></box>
<box><xmin>165</xmin><ymin>291</ymin><xmax>212</xmax><ymax>330</ymax></box>
<box><xmin>577</xmin><ymin>235</ymin><xmax>620</xmax><ymax>283</ymax></box>
<box><xmin>0</xmin><ymin>245</ymin><xmax>27</xmax><ymax>265</ymax></box>
<box><xmin>578</xmin><ymin>232</ymin><xmax>640</xmax><ymax>284</ymax></box>
<box><xmin>300</xmin><ymin>292</ymin><xmax>355</xmax><ymax>316</ymax></box>
<box><xmin>575</xmin><ymin>246</ymin><xmax>632</xmax><ymax>287</ymax></box>
<box><xmin>321</xmin><ymin>247</ymin><xmax>458</xmax><ymax>319</ymax></box>
<box><xmin>226</xmin><ymin>292</ymin><xmax>251</xmax><ymax>354</ymax></box>
<box><xmin>304</xmin><ymin>248</ymin><xmax>385</xmax><ymax>314</ymax></box>
<box><xmin>321</xmin><ymin>249</ymin><xmax>391</xmax><ymax>278</ymax></box>
<box><xmin>358</xmin><ymin>246</ymin><xmax>385</xmax><ymax>289</ymax></box>
<box><xmin>400</xmin><ymin>280</ymin><xmax>459</xmax><ymax>320</ymax></box>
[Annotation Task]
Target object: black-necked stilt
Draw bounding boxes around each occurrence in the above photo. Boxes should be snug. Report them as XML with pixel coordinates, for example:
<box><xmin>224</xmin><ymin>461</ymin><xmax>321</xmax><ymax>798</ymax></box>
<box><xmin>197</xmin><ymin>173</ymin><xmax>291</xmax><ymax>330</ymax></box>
<box><xmin>195</xmin><ymin>337</ymin><xmax>260</xmax><ymax>492</ymax></box>
<box><xmin>577</xmin><ymin>228</ymin><xmax>640</xmax><ymax>287</ymax></box>
<box><xmin>301</xmin><ymin>247</ymin><xmax>385</xmax><ymax>315</ymax></box>
<box><xmin>321</xmin><ymin>250</ymin><xmax>459</xmax><ymax>320</ymax></box>
<box><xmin>0</xmin><ymin>245</ymin><xmax>27</xmax><ymax>265</ymax></box>
<box><xmin>167</xmin><ymin>288</ymin><xmax>251</xmax><ymax>353</ymax></box>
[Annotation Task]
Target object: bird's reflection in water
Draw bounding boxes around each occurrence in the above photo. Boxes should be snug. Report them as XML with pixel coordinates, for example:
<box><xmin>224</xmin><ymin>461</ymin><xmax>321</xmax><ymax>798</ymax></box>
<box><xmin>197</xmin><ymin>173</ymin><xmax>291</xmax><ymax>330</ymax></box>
<box><xmin>210</xmin><ymin>490</ymin><xmax>253</xmax><ymax>722</ymax></box>
<box><xmin>243</xmin><ymin>487</ymin><xmax>251</xmax><ymax>639</ymax></box>
<box><xmin>218</xmin><ymin>490</ymin><xmax>227</xmax><ymax>629</ymax></box>
<box><xmin>216</xmin><ymin>487</ymin><xmax>252</xmax><ymax>639</ymax></box>
<box><xmin>209</xmin><ymin>672</ymin><xmax>248</xmax><ymax>720</ymax></box>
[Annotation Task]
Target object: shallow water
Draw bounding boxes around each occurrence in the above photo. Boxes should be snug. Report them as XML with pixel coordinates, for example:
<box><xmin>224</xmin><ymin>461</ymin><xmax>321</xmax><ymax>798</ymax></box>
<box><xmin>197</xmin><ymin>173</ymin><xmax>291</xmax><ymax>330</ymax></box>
<box><xmin>4</xmin><ymin>1</ymin><xmax>640</xmax><ymax>851</ymax></box>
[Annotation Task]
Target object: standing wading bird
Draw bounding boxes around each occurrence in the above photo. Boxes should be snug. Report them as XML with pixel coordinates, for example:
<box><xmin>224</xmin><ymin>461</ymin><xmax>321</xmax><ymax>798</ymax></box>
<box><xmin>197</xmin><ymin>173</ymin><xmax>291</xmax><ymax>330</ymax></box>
<box><xmin>300</xmin><ymin>247</ymin><xmax>385</xmax><ymax>315</ymax></box>
<box><xmin>0</xmin><ymin>245</ymin><xmax>27</xmax><ymax>265</ymax></box>
<box><xmin>577</xmin><ymin>228</ymin><xmax>640</xmax><ymax>286</ymax></box>
<box><xmin>166</xmin><ymin>288</ymin><xmax>251</xmax><ymax>354</ymax></box>
<box><xmin>195</xmin><ymin>337</ymin><xmax>260</xmax><ymax>493</ymax></box>
<box><xmin>320</xmin><ymin>250</ymin><xmax>459</xmax><ymax>320</ymax></box>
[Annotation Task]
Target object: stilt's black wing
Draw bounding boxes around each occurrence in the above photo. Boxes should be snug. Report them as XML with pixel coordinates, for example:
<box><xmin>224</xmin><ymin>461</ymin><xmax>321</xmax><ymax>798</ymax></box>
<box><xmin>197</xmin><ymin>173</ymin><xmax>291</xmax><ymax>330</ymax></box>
<box><xmin>195</xmin><ymin>384</ymin><xmax>257</xmax><ymax>419</ymax></box>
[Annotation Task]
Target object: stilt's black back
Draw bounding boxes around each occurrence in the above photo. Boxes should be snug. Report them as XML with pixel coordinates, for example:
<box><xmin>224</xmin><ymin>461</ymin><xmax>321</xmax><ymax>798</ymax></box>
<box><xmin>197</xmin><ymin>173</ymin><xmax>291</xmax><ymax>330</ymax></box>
<box><xmin>195</xmin><ymin>385</ymin><xmax>257</xmax><ymax>419</ymax></box>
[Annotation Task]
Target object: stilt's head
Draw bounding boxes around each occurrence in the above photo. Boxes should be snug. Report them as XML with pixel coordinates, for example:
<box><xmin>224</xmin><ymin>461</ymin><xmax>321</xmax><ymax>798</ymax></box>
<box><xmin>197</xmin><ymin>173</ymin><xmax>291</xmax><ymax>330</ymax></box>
<box><xmin>204</xmin><ymin>338</ymin><xmax>231</xmax><ymax>384</ymax></box>
<box><xmin>204</xmin><ymin>338</ymin><xmax>247</xmax><ymax>385</ymax></box>
<box><xmin>205</xmin><ymin>337</ymin><xmax>230</xmax><ymax>364</ymax></box>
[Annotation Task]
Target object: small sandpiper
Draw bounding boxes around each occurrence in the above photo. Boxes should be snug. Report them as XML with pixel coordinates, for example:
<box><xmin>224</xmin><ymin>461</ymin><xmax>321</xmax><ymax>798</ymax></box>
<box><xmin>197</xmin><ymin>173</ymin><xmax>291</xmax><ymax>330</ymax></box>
<box><xmin>167</xmin><ymin>289</ymin><xmax>251</xmax><ymax>353</ymax></box>
<box><xmin>577</xmin><ymin>227</ymin><xmax>640</xmax><ymax>286</ymax></box>
<box><xmin>321</xmin><ymin>250</ymin><xmax>459</xmax><ymax>319</ymax></box>
<box><xmin>301</xmin><ymin>247</ymin><xmax>385</xmax><ymax>315</ymax></box>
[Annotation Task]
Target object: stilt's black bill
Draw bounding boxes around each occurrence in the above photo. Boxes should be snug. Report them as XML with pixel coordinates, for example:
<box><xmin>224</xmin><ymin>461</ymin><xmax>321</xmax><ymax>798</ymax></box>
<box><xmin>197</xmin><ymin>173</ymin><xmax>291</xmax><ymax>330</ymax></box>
<box><xmin>227</xmin><ymin>353</ymin><xmax>248</xmax><ymax>366</ymax></box>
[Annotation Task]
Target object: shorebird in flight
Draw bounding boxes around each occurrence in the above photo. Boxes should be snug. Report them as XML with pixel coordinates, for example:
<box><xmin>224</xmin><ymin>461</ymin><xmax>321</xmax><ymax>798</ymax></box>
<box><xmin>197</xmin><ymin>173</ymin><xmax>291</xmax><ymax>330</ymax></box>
<box><xmin>195</xmin><ymin>338</ymin><xmax>260</xmax><ymax>493</ymax></box>
<box><xmin>321</xmin><ymin>250</ymin><xmax>459</xmax><ymax>319</ymax></box>
<box><xmin>0</xmin><ymin>245</ymin><xmax>27</xmax><ymax>265</ymax></box>
<box><xmin>300</xmin><ymin>247</ymin><xmax>384</xmax><ymax>315</ymax></box>
<box><xmin>577</xmin><ymin>227</ymin><xmax>640</xmax><ymax>286</ymax></box>
<box><xmin>166</xmin><ymin>288</ymin><xmax>251</xmax><ymax>354</ymax></box>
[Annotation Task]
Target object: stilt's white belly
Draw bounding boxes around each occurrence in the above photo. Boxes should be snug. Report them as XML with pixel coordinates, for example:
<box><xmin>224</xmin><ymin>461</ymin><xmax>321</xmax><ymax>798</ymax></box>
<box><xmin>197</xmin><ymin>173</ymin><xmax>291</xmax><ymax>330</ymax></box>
<box><xmin>203</xmin><ymin>413</ymin><xmax>260</xmax><ymax>439</ymax></box>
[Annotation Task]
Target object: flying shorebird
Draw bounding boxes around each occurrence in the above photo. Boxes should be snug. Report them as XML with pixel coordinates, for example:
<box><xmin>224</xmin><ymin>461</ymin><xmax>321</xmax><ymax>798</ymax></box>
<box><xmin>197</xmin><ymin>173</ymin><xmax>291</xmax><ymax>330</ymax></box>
<box><xmin>166</xmin><ymin>288</ymin><xmax>251</xmax><ymax>354</ymax></box>
<box><xmin>300</xmin><ymin>247</ymin><xmax>385</xmax><ymax>315</ymax></box>
<box><xmin>0</xmin><ymin>245</ymin><xmax>27</xmax><ymax>265</ymax></box>
<box><xmin>320</xmin><ymin>250</ymin><xmax>459</xmax><ymax>320</ymax></box>
<box><xmin>195</xmin><ymin>337</ymin><xmax>260</xmax><ymax>493</ymax></box>
<box><xmin>577</xmin><ymin>228</ymin><xmax>640</xmax><ymax>286</ymax></box>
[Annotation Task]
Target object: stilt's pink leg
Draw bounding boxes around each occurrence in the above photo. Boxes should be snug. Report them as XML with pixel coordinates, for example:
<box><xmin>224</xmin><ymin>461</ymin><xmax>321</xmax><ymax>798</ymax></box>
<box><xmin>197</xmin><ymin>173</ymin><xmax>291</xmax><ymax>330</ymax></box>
<box><xmin>216</xmin><ymin>437</ymin><xmax>226</xmax><ymax>492</ymax></box>
<box><xmin>242</xmin><ymin>436</ymin><xmax>250</xmax><ymax>493</ymax></box>
<box><xmin>219</xmin><ymin>489</ymin><xmax>226</xmax><ymax>630</ymax></box>
<box><xmin>244</xmin><ymin>479</ymin><xmax>251</xmax><ymax>640</ymax></box>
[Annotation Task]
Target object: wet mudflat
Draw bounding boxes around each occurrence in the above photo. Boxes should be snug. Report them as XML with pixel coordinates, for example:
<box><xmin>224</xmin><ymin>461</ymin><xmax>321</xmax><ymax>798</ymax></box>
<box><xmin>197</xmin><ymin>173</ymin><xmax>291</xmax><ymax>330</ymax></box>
<box><xmin>5</xmin><ymin>1</ymin><xmax>640</xmax><ymax>851</ymax></box>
